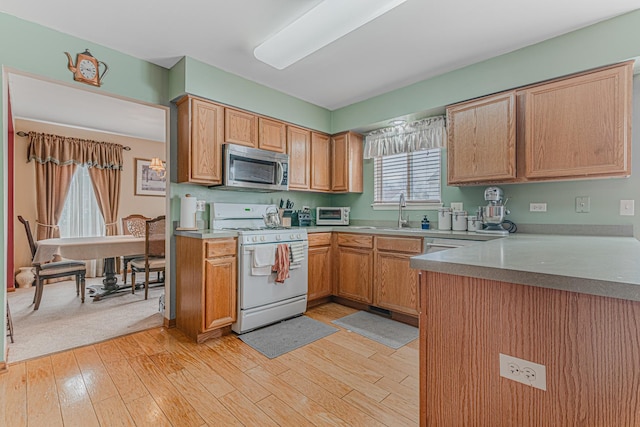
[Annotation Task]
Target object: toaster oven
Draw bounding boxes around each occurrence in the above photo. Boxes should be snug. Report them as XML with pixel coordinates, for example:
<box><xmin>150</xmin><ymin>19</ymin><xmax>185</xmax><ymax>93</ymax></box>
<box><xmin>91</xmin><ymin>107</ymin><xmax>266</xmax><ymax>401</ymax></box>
<box><xmin>316</xmin><ymin>207</ymin><xmax>350</xmax><ymax>225</ymax></box>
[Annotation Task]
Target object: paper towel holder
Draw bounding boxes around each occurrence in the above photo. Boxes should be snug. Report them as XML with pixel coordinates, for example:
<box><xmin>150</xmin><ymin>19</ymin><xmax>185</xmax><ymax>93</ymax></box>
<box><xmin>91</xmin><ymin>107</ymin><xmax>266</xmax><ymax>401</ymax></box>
<box><xmin>176</xmin><ymin>194</ymin><xmax>198</xmax><ymax>231</ymax></box>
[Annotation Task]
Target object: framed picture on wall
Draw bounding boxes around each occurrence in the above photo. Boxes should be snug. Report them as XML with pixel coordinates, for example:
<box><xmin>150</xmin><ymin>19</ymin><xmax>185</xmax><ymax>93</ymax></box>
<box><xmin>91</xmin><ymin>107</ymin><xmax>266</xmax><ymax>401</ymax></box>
<box><xmin>135</xmin><ymin>158</ymin><xmax>166</xmax><ymax>197</ymax></box>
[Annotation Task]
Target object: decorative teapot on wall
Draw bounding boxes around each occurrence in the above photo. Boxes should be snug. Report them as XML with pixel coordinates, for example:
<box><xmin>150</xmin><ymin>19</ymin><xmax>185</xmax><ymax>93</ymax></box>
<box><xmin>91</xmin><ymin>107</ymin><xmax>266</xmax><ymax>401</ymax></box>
<box><xmin>64</xmin><ymin>49</ymin><xmax>109</xmax><ymax>87</ymax></box>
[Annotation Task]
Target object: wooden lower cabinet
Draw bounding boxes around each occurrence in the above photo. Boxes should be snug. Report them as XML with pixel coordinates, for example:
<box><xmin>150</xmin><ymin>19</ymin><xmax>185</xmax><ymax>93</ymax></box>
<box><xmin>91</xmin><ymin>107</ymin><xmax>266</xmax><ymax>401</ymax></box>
<box><xmin>176</xmin><ymin>236</ymin><xmax>237</xmax><ymax>343</ymax></box>
<box><xmin>307</xmin><ymin>233</ymin><xmax>332</xmax><ymax>304</ymax></box>
<box><xmin>335</xmin><ymin>234</ymin><xmax>373</xmax><ymax>304</ymax></box>
<box><xmin>420</xmin><ymin>271</ymin><xmax>640</xmax><ymax>426</ymax></box>
<box><xmin>374</xmin><ymin>236</ymin><xmax>422</xmax><ymax>316</ymax></box>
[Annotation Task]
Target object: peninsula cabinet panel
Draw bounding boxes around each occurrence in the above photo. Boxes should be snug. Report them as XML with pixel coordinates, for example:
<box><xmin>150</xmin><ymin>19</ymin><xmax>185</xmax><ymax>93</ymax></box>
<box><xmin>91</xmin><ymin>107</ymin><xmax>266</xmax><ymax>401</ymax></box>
<box><xmin>287</xmin><ymin>125</ymin><xmax>311</xmax><ymax>190</ymax></box>
<box><xmin>225</xmin><ymin>107</ymin><xmax>258</xmax><ymax>148</ymax></box>
<box><xmin>332</xmin><ymin>131</ymin><xmax>363</xmax><ymax>193</ymax></box>
<box><xmin>446</xmin><ymin>91</ymin><xmax>517</xmax><ymax>185</ymax></box>
<box><xmin>519</xmin><ymin>62</ymin><xmax>632</xmax><ymax>180</ymax></box>
<box><xmin>177</xmin><ymin>95</ymin><xmax>224</xmax><ymax>185</ymax></box>
<box><xmin>258</xmin><ymin>117</ymin><xmax>286</xmax><ymax>153</ymax></box>
<box><xmin>310</xmin><ymin>131</ymin><xmax>331</xmax><ymax>192</ymax></box>
<box><xmin>420</xmin><ymin>271</ymin><xmax>640</xmax><ymax>426</ymax></box>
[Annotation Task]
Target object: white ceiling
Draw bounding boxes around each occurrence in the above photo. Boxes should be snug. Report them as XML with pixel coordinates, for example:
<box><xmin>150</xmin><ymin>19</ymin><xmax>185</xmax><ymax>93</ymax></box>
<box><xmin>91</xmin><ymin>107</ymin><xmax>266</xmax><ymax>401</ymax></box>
<box><xmin>2</xmin><ymin>0</ymin><xmax>639</xmax><ymax>112</ymax></box>
<box><xmin>8</xmin><ymin>73</ymin><xmax>168</xmax><ymax>143</ymax></box>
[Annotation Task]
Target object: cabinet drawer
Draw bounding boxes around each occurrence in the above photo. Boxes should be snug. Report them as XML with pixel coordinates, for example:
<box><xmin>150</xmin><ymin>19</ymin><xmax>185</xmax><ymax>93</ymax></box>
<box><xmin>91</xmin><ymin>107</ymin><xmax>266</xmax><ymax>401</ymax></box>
<box><xmin>337</xmin><ymin>233</ymin><xmax>373</xmax><ymax>249</ymax></box>
<box><xmin>205</xmin><ymin>239</ymin><xmax>236</xmax><ymax>258</ymax></box>
<box><xmin>309</xmin><ymin>232</ymin><xmax>332</xmax><ymax>247</ymax></box>
<box><xmin>376</xmin><ymin>236</ymin><xmax>422</xmax><ymax>254</ymax></box>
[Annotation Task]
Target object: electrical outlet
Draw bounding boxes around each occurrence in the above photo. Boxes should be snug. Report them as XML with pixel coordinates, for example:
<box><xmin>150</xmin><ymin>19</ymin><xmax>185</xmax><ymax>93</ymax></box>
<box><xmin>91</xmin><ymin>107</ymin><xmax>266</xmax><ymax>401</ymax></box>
<box><xmin>529</xmin><ymin>203</ymin><xmax>547</xmax><ymax>212</ymax></box>
<box><xmin>575</xmin><ymin>196</ymin><xmax>590</xmax><ymax>213</ymax></box>
<box><xmin>620</xmin><ymin>200</ymin><xmax>635</xmax><ymax>216</ymax></box>
<box><xmin>450</xmin><ymin>202</ymin><xmax>464</xmax><ymax>211</ymax></box>
<box><xmin>499</xmin><ymin>353</ymin><xmax>547</xmax><ymax>391</ymax></box>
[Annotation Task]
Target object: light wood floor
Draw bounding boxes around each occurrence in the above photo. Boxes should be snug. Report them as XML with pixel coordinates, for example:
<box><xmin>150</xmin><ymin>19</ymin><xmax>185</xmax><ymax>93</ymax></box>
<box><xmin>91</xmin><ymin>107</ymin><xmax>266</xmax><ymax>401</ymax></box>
<box><xmin>1</xmin><ymin>303</ymin><xmax>418</xmax><ymax>426</ymax></box>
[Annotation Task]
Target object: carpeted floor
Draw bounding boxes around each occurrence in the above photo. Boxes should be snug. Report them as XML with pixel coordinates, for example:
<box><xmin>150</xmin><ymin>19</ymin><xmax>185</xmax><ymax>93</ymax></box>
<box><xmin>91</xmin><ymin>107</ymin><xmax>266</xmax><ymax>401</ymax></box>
<box><xmin>6</xmin><ymin>277</ymin><xmax>164</xmax><ymax>363</ymax></box>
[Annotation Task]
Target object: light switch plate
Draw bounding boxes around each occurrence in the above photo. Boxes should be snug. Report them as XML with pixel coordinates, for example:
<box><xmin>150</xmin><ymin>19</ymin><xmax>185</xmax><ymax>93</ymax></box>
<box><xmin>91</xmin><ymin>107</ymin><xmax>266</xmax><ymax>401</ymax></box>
<box><xmin>620</xmin><ymin>200</ymin><xmax>635</xmax><ymax>216</ymax></box>
<box><xmin>575</xmin><ymin>196</ymin><xmax>590</xmax><ymax>213</ymax></box>
<box><xmin>450</xmin><ymin>202</ymin><xmax>463</xmax><ymax>211</ymax></box>
<box><xmin>529</xmin><ymin>203</ymin><xmax>547</xmax><ymax>212</ymax></box>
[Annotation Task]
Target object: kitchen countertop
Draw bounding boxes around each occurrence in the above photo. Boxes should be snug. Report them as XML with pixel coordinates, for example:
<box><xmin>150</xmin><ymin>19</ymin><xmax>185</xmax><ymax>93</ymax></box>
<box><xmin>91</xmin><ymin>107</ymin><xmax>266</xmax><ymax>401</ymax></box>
<box><xmin>410</xmin><ymin>234</ymin><xmax>640</xmax><ymax>302</ymax></box>
<box><xmin>174</xmin><ymin>225</ymin><xmax>499</xmax><ymax>241</ymax></box>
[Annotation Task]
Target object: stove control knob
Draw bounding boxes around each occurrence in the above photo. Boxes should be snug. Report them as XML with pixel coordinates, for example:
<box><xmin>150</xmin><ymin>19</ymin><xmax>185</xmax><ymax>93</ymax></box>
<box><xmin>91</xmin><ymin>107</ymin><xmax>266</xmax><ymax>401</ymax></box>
<box><xmin>276</xmin><ymin>235</ymin><xmax>281</xmax><ymax>240</ymax></box>
<box><xmin>290</xmin><ymin>234</ymin><xmax>295</xmax><ymax>239</ymax></box>
<box><xmin>252</xmin><ymin>236</ymin><xmax>258</xmax><ymax>242</ymax></box>
<box><xmin>260</xmin><ymin>236</ymin><xmax>266</xmax><ymax>241</ymax></box>
<box><xmin>296</xmin><ymin>233</ymin><xmax>302</xmax><ymax>239</ymax></box>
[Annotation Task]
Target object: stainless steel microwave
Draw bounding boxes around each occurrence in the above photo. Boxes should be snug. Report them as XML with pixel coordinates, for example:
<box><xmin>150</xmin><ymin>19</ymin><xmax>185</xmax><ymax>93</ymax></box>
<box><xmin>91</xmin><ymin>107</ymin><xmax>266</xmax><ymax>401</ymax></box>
<box><xmin>213</xmin><ymin>143</ymin><xmax>289</xmax><ymax>192</ymax></box>
<box><xmin>316</xmin><ymin>207</ymin><xmax>350</xmax><ymax>225</ymax></box>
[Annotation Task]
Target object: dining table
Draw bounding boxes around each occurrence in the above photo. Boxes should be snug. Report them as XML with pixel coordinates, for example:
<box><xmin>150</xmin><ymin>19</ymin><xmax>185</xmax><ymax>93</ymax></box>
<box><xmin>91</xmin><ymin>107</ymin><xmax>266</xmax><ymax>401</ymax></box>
<box><xmin>34</xmin><ymin>235</ymin><xmax>146</xmax><ymax>301</ymax></box>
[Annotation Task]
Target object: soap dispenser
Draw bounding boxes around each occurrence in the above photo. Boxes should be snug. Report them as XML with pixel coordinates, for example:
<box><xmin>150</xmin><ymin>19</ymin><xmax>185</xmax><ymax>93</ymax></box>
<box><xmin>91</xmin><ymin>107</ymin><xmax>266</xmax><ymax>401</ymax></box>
<box><xmin>421</xmin><ymin>215</ymin><xmax>430</xmax><ymax>230</ymax></box>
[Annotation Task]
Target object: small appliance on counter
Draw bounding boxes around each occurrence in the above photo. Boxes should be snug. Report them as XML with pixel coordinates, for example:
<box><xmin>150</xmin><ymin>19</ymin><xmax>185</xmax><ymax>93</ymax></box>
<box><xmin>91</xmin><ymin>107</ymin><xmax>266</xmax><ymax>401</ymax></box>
<box><xmin>316</xmin><ymin>207</ymin><xmax>350</xmax><ymax>225</ymax></box>
<box><xmin>477</xmin><ymin>186</ymin><xmax>511</xmax><ymax>235</ymax></box>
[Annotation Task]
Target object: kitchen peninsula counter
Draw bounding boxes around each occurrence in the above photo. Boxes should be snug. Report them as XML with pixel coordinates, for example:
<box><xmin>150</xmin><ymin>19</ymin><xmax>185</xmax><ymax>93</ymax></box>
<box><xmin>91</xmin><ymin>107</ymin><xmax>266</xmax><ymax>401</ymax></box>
<box><xmin>411</xmin><ymin>233</ymin><xmax>640</xmax><ymax>302</ymax></box>
<box><xmin>413</xmin><ymin>233</ymin><xmax>640</xmax><ymax>425</ymax></box>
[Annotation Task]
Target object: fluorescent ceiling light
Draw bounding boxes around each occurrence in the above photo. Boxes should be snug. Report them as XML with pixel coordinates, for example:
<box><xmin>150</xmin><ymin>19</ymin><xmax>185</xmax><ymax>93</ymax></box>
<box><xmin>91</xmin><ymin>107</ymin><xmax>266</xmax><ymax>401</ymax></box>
<box><xmin>254</xmin><ymin>0</ymin><xmax>408</xmax><ymax>70</ymax></box>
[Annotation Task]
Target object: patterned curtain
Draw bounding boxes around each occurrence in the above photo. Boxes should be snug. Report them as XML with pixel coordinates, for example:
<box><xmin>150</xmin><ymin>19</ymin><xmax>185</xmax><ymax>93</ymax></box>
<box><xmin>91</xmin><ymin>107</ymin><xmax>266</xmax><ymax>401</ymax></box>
<box><xmin>27</xmin><ymin>131</ymin><xmax>123</xmax><ymax>239</ymax></box>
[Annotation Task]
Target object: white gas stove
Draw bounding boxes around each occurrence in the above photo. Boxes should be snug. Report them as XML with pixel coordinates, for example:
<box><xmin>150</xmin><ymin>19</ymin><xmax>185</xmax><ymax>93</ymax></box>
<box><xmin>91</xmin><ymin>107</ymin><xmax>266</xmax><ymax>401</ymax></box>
<box><xmin>210</xmin><ymin>202</ymin><xmax>309</xmax><ymax>333</ymax></box>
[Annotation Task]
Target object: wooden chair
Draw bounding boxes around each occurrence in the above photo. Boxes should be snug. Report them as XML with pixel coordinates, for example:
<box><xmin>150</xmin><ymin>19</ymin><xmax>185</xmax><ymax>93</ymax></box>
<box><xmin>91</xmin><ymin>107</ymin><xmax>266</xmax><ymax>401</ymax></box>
<box><xmin>130</xmin><ymin>216</ymin><xmax>165</xmax><ymax>300</ymax></box>
<box><xmin>17</xmin><ymin>215</ymin><xmax>87</xmax><ymax>310</ymax></box>
<box><xmin>121</xmin><ymin>214</ymin><xmax>150</xmax><ymax>284</ymax></box>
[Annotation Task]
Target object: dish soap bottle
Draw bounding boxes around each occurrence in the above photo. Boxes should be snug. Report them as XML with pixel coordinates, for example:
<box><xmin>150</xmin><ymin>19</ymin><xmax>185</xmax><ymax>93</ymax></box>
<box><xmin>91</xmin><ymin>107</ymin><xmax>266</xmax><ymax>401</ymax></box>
<box><xmin>421</xmin><ymin>215</ymin><xmax>430</xmax><ymax>230</ymax></box>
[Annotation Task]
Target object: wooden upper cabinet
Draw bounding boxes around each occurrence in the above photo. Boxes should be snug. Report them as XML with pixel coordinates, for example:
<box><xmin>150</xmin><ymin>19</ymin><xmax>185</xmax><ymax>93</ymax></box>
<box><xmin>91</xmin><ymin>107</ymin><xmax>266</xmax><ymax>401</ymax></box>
<box><xmin>310</xmin><ymin>132</ymin><xmax>331</xmax><ymax>192</ymax></box>
<box><xmin>259</xmin><ymin>117</ymin><xmax>286</xmax><ymax>153</ymax></box>
<box><xmin>331</xmin><ymin>131</ymin><xmax>363</xmax><ymax>193</ymax></box>
<box><xmin>225</xmin><ymin>107</ymin><xmax>258</xmax><ymax>148</ymax></box>
<box><xmin>446</xmin><ymin>91</ymin><xmax>517</xmax><ymax>185</ymax></box>
<box><xmin>446</xmin><ymin>61</ymin><xmax>633</xmax><ymax>186</ymax></box>
<box><xmin>287</xmin><ymin>125</ymin><xmax>311</xmax><ymax>190</ymax></box>
<box><xmin>177</xmin><ymin>95</ymin><xmax>224</xmax><ymax>185</ymax></box>
<box><xmin>519</xmin><ymin>62</ymin><xmax>632</xmax><ymax>180</ymax></box>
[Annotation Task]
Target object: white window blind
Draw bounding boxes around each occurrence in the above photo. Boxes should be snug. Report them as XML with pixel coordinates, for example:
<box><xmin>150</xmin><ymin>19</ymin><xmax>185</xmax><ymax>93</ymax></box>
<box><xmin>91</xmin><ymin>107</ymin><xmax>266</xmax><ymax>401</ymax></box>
<box><xmin>373</xmin><ymin>148</ymin><xmax>441</xmax><ymax>205</ymax></box>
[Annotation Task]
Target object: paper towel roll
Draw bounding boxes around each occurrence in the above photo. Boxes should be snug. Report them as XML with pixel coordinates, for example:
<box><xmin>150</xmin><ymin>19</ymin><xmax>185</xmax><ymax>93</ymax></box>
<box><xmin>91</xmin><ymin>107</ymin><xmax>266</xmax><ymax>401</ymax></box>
<box><xmin>179</xmin><ymin>194</ymin><xmax>197</xmax><ymax>229</ymax></box>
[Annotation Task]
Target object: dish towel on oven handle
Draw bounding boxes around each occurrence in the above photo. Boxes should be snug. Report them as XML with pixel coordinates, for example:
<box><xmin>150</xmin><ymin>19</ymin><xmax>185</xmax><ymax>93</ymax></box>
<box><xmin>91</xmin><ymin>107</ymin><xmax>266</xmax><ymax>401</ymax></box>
<box><xmin>272</xmin><ymin>243</ymin><xmax>290</xmax><ymax>283</ymax></box>
<box><xmin>252</xmin><ymin>245</ymin><xmax>276</xmax><ymax>276</ymax></box>
<box><xmin>289</xmin><ymin>242</ymin><xmax>305</xmax><ymax>270</ymax></box>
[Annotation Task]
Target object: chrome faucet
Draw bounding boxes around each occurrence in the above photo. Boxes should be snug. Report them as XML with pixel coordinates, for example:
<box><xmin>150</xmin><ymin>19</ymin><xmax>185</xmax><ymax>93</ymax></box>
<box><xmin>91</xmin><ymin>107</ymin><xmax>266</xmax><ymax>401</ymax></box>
<box><xmin>398</xmin><ymin>192</ymin><xmax>408</xmax><ymax>228</ymax></box>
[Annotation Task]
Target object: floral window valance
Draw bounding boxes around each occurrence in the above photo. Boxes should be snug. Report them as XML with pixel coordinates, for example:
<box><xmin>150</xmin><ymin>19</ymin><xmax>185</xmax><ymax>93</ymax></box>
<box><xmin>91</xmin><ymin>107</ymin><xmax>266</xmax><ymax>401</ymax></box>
<box><xmin>27</xmin><ymin>131</ymin><xmax>124</xmax><ymax>170</ymax></box>
<box><xmin>363</xmin><ymin>115</ymin><xmax>446</xmax><ymax>159</ymax></box>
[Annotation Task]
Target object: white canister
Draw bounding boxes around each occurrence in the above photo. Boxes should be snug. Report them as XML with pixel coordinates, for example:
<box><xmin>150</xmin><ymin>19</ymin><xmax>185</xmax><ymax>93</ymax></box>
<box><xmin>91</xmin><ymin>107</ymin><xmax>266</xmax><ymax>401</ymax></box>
<box><xmin>438</xmin><ymin>207</ymin><xmax>452</xmax><ymax>230</ymax></box>
<box><xmin>467</xmin><ymin>215</ymin><xmax>481</xmax><ymax>231</ymax></box>
<box><xmin>452</xmin><ymin>211</ymin><xmax>467</xmax><ymax>231</ymax></box>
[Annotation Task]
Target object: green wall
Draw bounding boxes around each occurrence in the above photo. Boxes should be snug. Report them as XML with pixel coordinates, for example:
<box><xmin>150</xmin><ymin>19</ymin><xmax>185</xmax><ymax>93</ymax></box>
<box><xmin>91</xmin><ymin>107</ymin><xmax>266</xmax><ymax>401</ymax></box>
<box><xmin>168</xmin><ymin>56</ymin><xmax>332</xmax><ymax>132</ymax></box>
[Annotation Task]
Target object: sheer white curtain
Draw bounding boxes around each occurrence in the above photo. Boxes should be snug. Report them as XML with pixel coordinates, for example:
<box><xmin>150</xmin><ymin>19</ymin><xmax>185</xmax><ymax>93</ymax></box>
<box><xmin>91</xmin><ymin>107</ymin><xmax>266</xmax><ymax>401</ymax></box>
<box><xmin>59</xmin><ymin>165</ymin><xmax>105</xmax><ymax>277</ymax></box>
<box><xmin>364</xmin><ymin>116</ymin><xmax>447</xmax><ymax>159</ymax></box>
